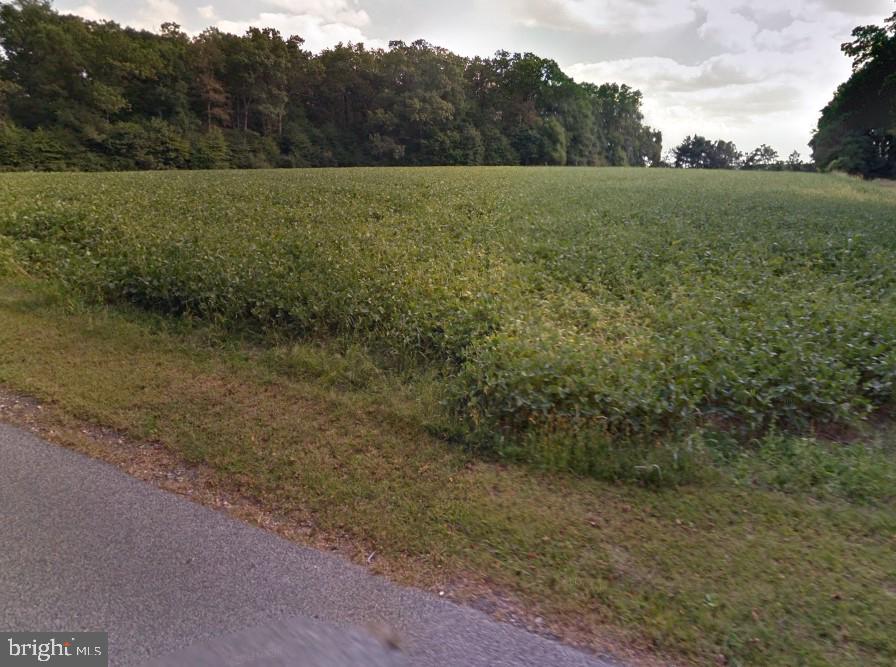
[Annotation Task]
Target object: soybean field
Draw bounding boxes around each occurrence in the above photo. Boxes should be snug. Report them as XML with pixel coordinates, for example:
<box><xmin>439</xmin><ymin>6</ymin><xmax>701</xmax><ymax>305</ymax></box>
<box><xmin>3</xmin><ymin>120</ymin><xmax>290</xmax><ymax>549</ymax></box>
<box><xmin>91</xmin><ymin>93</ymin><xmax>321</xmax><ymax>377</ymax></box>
<box><xmin>2</xmin><ymin>167</ymin><xmax>894</xmax><ymax>474</ymax></box>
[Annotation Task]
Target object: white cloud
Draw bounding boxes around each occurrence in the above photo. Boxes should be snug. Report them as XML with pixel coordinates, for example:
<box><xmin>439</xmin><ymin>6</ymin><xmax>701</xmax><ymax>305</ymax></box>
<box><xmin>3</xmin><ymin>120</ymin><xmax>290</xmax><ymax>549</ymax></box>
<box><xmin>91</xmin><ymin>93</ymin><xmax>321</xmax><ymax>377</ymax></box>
<box><xmin>61</xmin><ymin>1</ymin><xmax>182</xmax><ymax>31</ymax></box>
<box><xmin>697</xmin><ymin>7</ymin><xmax>759</xmax><ymax>52</ymax></box>
<box><xmin>217</xmin><ymin>12</ymin><xmax>382</xmax><ymax>51</ymax></box>
<box><xmin>514</xmin><ymin>0</ymin><xmax>696</xmax><ymax>34</ymax></box>
<box><xmin>133</xmin><ymin>0</ymin><xmax>183</xmax><ymax>30</ymax></box>
<box><xmin>197</xmin><ymin>5</ymin><xmax>216</xmax><ymax>21</ymax></box>
<box><xmin>67</xmin><ymin>2</ymin><xmax>109</xmax><ymax>22</ymax></box>
<box><xmin>266</xmin><ymin>0</ymin><xmax>370</xmax><ymax>28</ymax></box>
<box><xmin>215</xmin><ymin>0</ymin><xmax>378</xmax><ymax>50</ymax></box>
<box><xmin>811</xmin><ymin>0</ymin><xmax>893</xmax><ymax>15</ymax></box>
<box><xmin>509</xmin><ymin>0</ymin><xmax>891</xmax><ymax>38</ymax></box>
<box><xmin>564</xmin><ymin>0</ymin><xmax>895</xmax><ymax>154</ymax></box>
<box><xmin>568</xmin><ymin>45</ymin><xmax>850</xmax><ymax>154</ymax></box>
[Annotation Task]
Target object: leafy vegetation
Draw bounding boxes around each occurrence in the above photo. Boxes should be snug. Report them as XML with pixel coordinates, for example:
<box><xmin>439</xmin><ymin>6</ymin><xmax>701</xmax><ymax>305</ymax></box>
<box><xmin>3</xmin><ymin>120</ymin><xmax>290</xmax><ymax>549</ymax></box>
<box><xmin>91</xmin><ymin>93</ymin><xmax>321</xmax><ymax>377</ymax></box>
<box><xmin>1</xmin><ymin>274</ymin><xmax>895</xmax><ymax>667</ymax></box>
<box><xmin>671</xmin><ymin>135</ymin><xmax>743</xmax><ymax>169</ymax></box>
<box><xmin>812</xmin><ymin>9</ymin><xmax>896</xmax><ymax>178</ymax></box>
<box><xmin>0</xmin><ymin>0</ymin><xmax>661</xmax><ymax>170</ymax></box>
<box><xmin>669</xmin><ymin>135</ymin><xmax>815</xmax><ymax>171</ymax></box>
<box><xmin>1</xmin><ymin>168</ymin><xmax>894</xmax><ymax>478</ymax></box>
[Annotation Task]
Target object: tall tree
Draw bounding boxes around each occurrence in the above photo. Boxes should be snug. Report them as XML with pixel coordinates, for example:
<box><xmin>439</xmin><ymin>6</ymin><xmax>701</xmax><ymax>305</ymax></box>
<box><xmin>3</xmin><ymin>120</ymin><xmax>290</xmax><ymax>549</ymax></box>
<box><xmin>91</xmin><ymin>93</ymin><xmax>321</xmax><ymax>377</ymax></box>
<box><xmin>811</xmin><ymin>9</ymin><xmax>896</xmax><ymax>178</ymax></box>
<box><xmin>192</xmin><ymin>29</ymin><xmax>231</xmax><ymax>130</ymax></box>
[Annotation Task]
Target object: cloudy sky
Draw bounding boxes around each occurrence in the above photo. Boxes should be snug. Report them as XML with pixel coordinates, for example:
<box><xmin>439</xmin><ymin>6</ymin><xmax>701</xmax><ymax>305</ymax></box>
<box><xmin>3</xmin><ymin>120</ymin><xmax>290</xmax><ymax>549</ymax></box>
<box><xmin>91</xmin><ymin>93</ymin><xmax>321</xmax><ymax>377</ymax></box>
<box><xmin>56</xmin><ymin>0</ymin><xmax>895</xmax><ymax>156</ymax></box>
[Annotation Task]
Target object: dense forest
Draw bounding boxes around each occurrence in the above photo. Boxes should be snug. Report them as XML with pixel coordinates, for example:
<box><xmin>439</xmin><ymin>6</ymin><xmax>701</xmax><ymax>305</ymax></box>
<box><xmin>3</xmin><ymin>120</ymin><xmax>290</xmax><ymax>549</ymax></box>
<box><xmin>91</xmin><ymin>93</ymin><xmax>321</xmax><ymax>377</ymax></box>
<box><xmin>812</xmin><ymin>9</ymin><xmax>896</xmax><ymax>178</ymax></box>
<box><xmin>0</xmin><ymin>0</ymin><xmax>662</xmax><ymax>171</ymax></box>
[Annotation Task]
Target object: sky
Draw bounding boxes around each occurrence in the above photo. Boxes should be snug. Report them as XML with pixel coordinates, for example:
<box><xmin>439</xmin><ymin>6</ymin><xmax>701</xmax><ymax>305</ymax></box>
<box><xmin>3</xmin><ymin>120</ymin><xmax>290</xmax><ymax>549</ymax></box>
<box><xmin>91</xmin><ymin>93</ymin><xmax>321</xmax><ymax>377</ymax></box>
<box><xmin>55</xmin><ymin>0</ymin><xmax>896</xmax><ymax>156</ymax></box>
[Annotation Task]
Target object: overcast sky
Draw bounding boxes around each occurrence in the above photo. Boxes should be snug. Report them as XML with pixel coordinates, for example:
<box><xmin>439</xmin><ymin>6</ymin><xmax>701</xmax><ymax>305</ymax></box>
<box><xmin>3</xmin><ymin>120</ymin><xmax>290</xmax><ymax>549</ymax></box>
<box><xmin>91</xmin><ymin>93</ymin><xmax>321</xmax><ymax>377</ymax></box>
<box><xmin>56</xmin><ymin>0</ymin><xmax>895</xmax><ymax>156</ymax></box>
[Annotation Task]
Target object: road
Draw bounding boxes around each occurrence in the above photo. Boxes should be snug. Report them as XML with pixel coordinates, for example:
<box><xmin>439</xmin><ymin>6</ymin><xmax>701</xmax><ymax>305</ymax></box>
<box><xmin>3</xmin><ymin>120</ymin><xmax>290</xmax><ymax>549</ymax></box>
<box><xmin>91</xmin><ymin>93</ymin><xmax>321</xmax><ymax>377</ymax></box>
<box><xmin>0</xmin><ymin>422</ymin><xmax>617</xmax><ymax>666</ymax></box>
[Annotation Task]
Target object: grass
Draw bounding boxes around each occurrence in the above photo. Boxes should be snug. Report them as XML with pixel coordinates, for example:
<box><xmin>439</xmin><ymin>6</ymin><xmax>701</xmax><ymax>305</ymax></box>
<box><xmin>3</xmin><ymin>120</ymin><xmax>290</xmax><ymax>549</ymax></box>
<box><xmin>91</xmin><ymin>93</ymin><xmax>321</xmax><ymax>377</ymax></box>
<box><xmin>1</xmin><ymin>274</ymin><xmax>895</xmax><ymax>667</ymax></box>
<box><xmin>1</xmin><ymin>168</ymin><xmax>894</xmax><ymax>475</ymax></box>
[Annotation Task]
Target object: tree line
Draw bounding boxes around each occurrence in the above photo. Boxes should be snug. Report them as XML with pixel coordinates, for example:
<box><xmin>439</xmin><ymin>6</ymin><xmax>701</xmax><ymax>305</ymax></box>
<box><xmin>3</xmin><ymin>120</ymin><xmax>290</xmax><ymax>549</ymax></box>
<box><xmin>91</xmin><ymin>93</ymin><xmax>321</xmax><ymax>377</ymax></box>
<box><xmin>667</xmin><ymin>137</ymin><xmax>815</xmax><ymax>171</ymax></box>
<box><xmin>0</xmin><ymin>0</ymin><xmax>662</xmax><ymax>171</ymax></box>
<box><xmin>2</xmin><ymin>1</ymin><xmax>891</xmax><ymax>177</ymax></box>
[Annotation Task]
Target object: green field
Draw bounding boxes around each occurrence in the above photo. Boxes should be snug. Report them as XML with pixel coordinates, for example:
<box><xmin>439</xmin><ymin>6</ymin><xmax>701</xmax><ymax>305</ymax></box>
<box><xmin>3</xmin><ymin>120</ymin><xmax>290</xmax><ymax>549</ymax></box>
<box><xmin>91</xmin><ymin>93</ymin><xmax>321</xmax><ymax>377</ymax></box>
<box><xmin>2</xmin><ymin>168</ymin><xmax>894</xmax><ymax>471</ymax></box>
<box><xmin>1</xmin><ymin>168</ymin><xmax>895</xmax><ymax>666</ymax></box>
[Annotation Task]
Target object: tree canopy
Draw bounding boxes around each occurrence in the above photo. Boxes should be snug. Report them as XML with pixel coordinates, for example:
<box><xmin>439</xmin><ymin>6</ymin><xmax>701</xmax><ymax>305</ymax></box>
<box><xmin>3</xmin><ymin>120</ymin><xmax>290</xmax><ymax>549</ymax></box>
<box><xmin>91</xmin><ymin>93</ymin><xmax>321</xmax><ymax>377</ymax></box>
<box><xmin>0</xmin><ymin>0</ymin><xmax>662</xmax><ymax>170</ymax></box>
<box><xmin>811</xmin><ymin>9</ymin><xmax>896</xmax><ymax>178</ymax></box>
<box><xmin>671</xmin><ymin>135</ymin><xmax>742</xmax><ymax>169</ymax></box>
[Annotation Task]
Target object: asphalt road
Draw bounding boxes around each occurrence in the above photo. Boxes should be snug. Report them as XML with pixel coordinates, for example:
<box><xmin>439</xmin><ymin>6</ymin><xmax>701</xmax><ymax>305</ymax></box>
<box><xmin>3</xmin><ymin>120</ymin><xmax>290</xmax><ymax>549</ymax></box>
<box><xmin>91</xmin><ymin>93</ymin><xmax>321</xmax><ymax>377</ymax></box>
<box><xmin>0</xmin><ymin>422</ymin><xmax>618</xmax><ymax>667</ymax></box>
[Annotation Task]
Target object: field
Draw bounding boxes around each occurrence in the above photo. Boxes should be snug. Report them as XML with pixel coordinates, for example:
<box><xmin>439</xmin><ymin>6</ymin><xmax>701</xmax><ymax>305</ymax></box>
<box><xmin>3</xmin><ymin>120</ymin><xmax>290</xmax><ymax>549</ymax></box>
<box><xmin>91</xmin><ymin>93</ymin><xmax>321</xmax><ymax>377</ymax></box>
<box><xmin>1</xmin><ymin>168</ymin><xmax>895</xmax><ymax>666</ymax></box>
<box><xmin>2</xmin><ymin>168</ymin><xmax>895</xmax><ymax>472</ymax></box>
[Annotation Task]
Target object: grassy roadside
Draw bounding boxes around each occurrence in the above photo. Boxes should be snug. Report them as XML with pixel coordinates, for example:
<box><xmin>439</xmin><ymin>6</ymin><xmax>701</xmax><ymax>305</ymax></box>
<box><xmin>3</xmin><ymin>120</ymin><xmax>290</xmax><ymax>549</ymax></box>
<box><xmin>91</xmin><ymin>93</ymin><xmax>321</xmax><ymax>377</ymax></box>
<box><xmin>1</xmin><ymin>275</ymin><xmax>895</xmax><ymax>667</ymax></box>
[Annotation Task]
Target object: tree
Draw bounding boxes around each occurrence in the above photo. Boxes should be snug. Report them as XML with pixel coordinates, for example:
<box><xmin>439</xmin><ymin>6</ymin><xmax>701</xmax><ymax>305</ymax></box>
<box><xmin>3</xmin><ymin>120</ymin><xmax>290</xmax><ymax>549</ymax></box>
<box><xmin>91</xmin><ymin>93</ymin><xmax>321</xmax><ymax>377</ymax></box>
<box><xmin>743</xmin><ymin>144</ymin><xmax>779</xmax><ymax>169</ymax></box>
<box><xmin>192</xmin><ymin>29</ymin><xmax>230</xmax><ymax>130</ymax></box>
<box><xmin>0</xmin><ymin>0</ymin><xmax>113</xmax><ymax>130</ymax></box>
<box><xmin>672</xmin><ymin>135</ymin><xmax>741</xmax><ymax>169</ymax></box>
<box><xmin>811</xmin><ymin>9</ymin><xmax>896</xmax><ymax>178</ymax></box>
<box><xmin>0</xmin><ymin>79</ymin><xmax>20</xmax><ymax>121</ymax></box>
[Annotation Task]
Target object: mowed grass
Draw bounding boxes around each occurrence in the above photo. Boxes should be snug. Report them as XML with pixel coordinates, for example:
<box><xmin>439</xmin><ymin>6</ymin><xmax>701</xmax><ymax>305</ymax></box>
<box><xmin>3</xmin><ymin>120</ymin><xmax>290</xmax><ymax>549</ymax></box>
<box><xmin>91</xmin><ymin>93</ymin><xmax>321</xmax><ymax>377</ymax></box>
<box><xmin>1</xmin><ymin>168</ymin><xmax>894</xmax><ymax>475</ymax></box>
<box><xmin>1</xmin><ymin>168</ymin><xmax>896</xmax><ymax>665</ymax></box>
